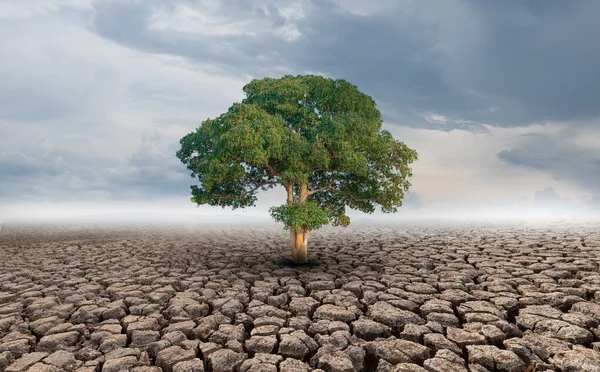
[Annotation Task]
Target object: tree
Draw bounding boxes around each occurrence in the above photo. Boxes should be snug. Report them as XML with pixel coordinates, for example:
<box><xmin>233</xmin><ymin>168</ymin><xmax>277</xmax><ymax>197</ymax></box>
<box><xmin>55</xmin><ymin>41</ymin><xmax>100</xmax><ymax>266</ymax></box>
<box><xmin>176</xmin><ymin>75</ymin><xmax>418</xmax><ymax>263</ymax></box>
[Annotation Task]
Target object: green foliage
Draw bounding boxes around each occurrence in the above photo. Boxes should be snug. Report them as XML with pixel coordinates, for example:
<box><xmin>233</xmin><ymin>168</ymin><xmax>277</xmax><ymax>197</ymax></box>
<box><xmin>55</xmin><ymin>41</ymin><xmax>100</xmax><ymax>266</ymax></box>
<box><xmin>269</xmin><ymin>202</ymin><xmax>331</xmax><ymax>232</ymax></box>
<box><xmin>176</xmin><ymin>74</ymin><xmax>418</xmax><ymax>230</ymax></box>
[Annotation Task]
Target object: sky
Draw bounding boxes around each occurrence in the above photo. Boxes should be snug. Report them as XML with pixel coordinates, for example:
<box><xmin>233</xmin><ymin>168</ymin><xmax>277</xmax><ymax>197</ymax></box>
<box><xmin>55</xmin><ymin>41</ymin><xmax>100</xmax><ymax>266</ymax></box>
<box><xmin>1</xmin><ymin>0</ymin><xmax>600</xmax><ymax>223</ymax></box>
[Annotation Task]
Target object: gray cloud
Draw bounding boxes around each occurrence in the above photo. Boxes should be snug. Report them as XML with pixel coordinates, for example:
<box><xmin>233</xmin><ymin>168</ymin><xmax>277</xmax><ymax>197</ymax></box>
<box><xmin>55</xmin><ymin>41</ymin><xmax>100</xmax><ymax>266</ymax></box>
<box><xmin>0</xmin><ymin>151</ymin><xmax>62</xmax><ymax>179</ymax></box>
<box><xmin>534</xmin><ymin>187</ymin><xmax>575</xmax><ymax>209</ymax></box>
<box><xmin>0</xmin><ymin>131</ymin><xmax>191</xmax><ymax>203</ymax></box>
<box><xmin>401</xmin><ymin>192</ymin><xmax>423</xmax><ymax>209</ymax></box>
<box><xmin>87</xmin><ymin>0</ymin><xmax>470</xmax><ymax>130</ymax></box>
<box><xmin>589</xmin><ymin>195</ymin><xmax>600</xmax><ymax>209</ymax></box>
<box><xmin>0</xmin><ymin>149</ymin><xmax>108</xmax><ymax>202</ymax></box>
<box><xmin>464</xmin><ymin>0</ymin><xmax>600</xmax><ymax>124</ymax></box>
<box><xmin>0</xmin><ymin>88</ymin><xmax>68</xmax><ymax>123</ymax></box>
<box><xmin>497</xmin><ymin>131</ymin><xmax>600</xmax><ymax>196</ymax></box>
<box><xmin>104</xmin><ymin>131</ymin><xmax>192</xmax><ymax>200</ymax></box>
<box><xmin>88</xmin><ymin>0</ymin><xmax>600</xmax><ymax>129</ymax></box>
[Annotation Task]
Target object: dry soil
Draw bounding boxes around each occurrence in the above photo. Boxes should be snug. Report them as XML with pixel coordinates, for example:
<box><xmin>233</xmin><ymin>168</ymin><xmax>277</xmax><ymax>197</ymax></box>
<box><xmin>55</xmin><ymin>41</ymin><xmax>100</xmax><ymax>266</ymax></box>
<box><xmin>1</xmin><ymin>221</ymin><xmax>600</xmax><ymax>372</ymax></box>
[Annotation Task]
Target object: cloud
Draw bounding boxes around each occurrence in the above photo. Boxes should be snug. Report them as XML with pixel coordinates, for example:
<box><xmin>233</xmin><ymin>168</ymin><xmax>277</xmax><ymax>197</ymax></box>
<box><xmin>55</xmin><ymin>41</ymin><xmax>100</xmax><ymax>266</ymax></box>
<box><xmin>0</xmin><ymin>157</ymin><xmax>84</xmax><ymax>202</ymax></box>
<box><xmin>401</xmin><ymin>192</ymin><xmax>423</xmax><ymax>210</ymax></box>
<box><xmin>88</xmin><ymin>0</ymin><xmax>469</xmax><ymax>130</ymax></box>
<box><xmin>497</xmin><ymin>122</ymin><xmax>600</xmax><ymax>195</ymax></box>
<box><xmin>463</xmin><ymin>0</ymin><xmax>600</xmax><ymax>125</ymax></box>
<box><xmin>0</xmin><ymin>6</ymin><xmax>248</xmax><ymax>205</ymax></box>
<box><xmin>533</xmin><ymin>187</ymin><xmax>575</xmax><ymax>209</ymax></box>
<box><xmin>0</xmin><ymin>0</ymin><xmax>93</xmax><ymax>20</ymax></box>
<box><xmin>1</xmin><ymin>0</ymin><xmax>600</xmax><ymax>221</ymax></box>
<box><xmin>0</xmin><ymin>129</ymin><xmax>197</xmax><ymax>202</ymax></box>
<box><xmin>588</xmin><ymin>195</ymin><xmax>600</xmax><ymax>209</ymax></box>
<box><xmin>104</xmin><ymin>130</ymin><xmax>192</xmax><ymax>200</ymax></box>
<box><xmin>86</xmin><ymin>0</ymin><xmax>600</xmax><ymax>130</ymax></box>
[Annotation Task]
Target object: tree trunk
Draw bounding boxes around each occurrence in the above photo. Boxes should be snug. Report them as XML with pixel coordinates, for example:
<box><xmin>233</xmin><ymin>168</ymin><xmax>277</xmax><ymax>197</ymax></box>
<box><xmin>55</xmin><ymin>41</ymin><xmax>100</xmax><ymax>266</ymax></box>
<box><xmin>286</xmin><ymin>182</ymin><xmax>309</xmax><ymax>264</ymax></box>
<box><xmin>293</xmin><ymin>230</ymin><xmax>308</xmax><ymax>263</ymax></box>
<box><xmin>286</xmin><ymin>183</ymin><xmax>299</xmax><ymax>262</ymax></box>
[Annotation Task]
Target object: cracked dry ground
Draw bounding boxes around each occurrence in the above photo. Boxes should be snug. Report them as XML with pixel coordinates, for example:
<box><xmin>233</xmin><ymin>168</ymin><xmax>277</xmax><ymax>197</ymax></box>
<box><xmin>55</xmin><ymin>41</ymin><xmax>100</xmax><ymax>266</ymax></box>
<box><xmin>1</xmin><ymin>223</ymin><xmax>600</xmax><ymax>372</ymax></box>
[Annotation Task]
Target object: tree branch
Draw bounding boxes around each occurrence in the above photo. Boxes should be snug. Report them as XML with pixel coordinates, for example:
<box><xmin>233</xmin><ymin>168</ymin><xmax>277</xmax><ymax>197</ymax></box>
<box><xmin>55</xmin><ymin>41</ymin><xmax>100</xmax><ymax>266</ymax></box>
<box><xmin>325</xmin><ymin>185</ymin><xmax>372</xmax><ymax>203</ymax></box>
<box><xmin>266</xmin><ymin>164</ymin><xmax>280</xmax><ymax>177</ymax></box>
<box><xmin>245</xmin><ymin>181</ymin><xmax>280</xmax><ymax>196</ymax></box>
<box><xmin>211</xmin><ymin>181</ymin><xmax>280</xmax><ymax>201</ymax></box>
<box><xmin>306</xmin><ymin>181</ymin><xmax>334</xmax><ymax>197</ymax></box>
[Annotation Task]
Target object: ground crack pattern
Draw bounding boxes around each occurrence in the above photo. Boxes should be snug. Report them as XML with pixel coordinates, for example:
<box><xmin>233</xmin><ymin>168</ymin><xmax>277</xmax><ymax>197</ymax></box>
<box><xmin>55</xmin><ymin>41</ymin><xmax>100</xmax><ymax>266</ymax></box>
<box><xmin>0</xmin><ymin>221</ymin><xmax>600</xmax><ymax>371</ymax></box>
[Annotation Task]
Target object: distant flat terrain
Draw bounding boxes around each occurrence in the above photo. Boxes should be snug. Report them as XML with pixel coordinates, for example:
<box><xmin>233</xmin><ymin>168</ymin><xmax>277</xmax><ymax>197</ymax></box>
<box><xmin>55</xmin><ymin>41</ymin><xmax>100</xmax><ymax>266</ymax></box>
<box><xmin>1</xmin><ymin>221</ymin><xmax>600</xmax><ymax>371</ymax></box>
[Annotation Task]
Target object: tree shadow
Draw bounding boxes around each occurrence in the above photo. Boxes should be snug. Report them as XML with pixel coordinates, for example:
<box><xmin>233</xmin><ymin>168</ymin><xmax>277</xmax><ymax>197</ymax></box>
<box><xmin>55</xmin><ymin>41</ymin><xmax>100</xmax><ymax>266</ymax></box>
<box><xmin>276</xmin><ymin>258</ymin><xmax>323</xmax><ymax>269</ymax></box>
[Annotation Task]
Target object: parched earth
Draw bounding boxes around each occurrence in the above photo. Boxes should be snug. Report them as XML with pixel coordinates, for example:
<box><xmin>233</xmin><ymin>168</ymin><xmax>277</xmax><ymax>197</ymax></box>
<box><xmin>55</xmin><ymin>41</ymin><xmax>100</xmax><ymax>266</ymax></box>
<box><xmin>1</xmin><ymin>221</ymin><xmax>600</xmax><ymax>372</ymax></box>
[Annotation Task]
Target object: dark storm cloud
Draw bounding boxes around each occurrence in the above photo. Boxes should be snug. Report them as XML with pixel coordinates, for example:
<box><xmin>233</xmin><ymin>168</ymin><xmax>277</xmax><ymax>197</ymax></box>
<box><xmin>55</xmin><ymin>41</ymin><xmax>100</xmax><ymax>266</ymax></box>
<box><xmin>89</xmin><ymin>0</ymin><xmax>272</xmax><ymax>74</ymax></box>
<box><xmin>462</xmin><ymin>0</ymin><xmax>600</xmax><ymax>125</ymax></box>
<box><xmin>89</xmin><ymin>0</ymin><xmax>600</xmax><ymax>129</ymax></box>
<box><xmin>88</xmin><ymin>0</ymin><xmax>467</xmax><ymax>129</ymax></box>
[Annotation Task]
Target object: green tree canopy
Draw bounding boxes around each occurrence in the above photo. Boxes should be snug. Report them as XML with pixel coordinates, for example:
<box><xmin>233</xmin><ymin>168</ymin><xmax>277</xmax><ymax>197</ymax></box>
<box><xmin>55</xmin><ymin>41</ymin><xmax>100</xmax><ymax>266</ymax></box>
<box><xmin>176</xmin><ymin>74</ymin><xmax>418</xmax><ymax>262</ymax></box>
